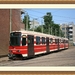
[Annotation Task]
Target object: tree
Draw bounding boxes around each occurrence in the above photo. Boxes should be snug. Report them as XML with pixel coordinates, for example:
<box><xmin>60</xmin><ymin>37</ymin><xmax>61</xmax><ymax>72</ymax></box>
<box><xmin>32</xmin><ymin>12</ymin><xmax>64</xmax><ymax>37</ymax></box>
<box><xmin>43</xmin><ymin>12</ymin><xmax>63</xmax><ymax>37</ymax></box>
<box><xmin>34</xmin><ymin>26</ymin><xmax>42</xmax><ymax>32</ymax></box>
<box><xmin>59</xmin><ymin>29</ymin><xmax>64</xmax><ymax>37</ymax></box>
<box><xmin>53</xmin><ymin>24</ymin><xmax>60</xmax><ymax>36</ymax></box>
<box><xmin>44</xmin><ymin>12</ymin><xmax>52</xmax><ymax>25</ymax></box>
<box><xmin>23</xmin><ymin>14</ymin><xmax>30</xmax><ymax>30</ymax></box>
<box><xmin>43</xmin><ymin>12</ymin><xmax>52</xmax><ymax>34</ymax></box>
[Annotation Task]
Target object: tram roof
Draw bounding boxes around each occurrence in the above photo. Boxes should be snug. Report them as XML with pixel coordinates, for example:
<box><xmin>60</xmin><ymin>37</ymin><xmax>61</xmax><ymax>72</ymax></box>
<box><xmin>11</xmin><ymin>30</ymin><xmax>68</xmax><ymax>40</ymax></box>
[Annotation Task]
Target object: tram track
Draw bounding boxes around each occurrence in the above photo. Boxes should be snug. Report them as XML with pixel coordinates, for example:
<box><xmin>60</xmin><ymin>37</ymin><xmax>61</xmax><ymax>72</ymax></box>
<box><xmin>0</xmin><ymin>46</ymin><xmax>75</xmax><ymax>66</ymax></box>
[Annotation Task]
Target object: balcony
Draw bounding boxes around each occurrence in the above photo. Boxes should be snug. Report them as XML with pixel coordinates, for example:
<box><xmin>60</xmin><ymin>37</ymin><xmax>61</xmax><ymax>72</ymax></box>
<box><xmin>69</xmin><ymin>38</ymin><xmax>73</xmax><ymax>41</ymax></box>
<box><xmin>69</xmin><ymin>25</ymin><xmax>73</xmax><ymax>27</ymax></box>
<box><xmin>69</xmin><ymin>29</ymin><xmax>73</xmax><ymax>31</ymax></box>
<box><xmin>69</xmin><ymin>33</ymin><xmax>73</xmax><ymax>36</ymax></box>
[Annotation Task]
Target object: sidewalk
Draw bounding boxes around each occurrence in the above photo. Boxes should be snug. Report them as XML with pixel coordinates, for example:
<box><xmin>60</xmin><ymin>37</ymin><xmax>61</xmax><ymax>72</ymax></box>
<box><xmin>0</xmin><ymin>57</ymin><xmax>8</xmax><ymax>62</ymax></box>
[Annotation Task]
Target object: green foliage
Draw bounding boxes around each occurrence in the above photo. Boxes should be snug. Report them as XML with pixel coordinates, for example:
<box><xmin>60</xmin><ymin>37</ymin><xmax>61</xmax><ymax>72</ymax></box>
<box><xmin>23</xmin><ymin>14</ymin><xmax>30</xmax><ymax>30</ymax></box>
<box><xmin>44</xmin><ymin>12</ymin><xmax>52</xmax><ymax>26</ymax></box>
<box><xmin>22</xmin><ymin>12</ymin><xmax>64</xmax><ymax>37</ymax></box>
<box><xmin>34</xmin><ymin>26</ymin><xmax>42</xmax><ymax>32</ymax></box>
<box><xmin>34</xmin><ymin>12</ymin><xmax>64</xmax><ymax>37</ymax></box>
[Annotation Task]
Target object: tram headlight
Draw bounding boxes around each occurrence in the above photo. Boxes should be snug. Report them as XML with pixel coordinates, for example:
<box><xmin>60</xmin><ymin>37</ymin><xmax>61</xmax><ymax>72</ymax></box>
<box><xmin>9</xmin><ymin>50</ymin><xmax>12</xmax><ymax>53</ymax></box>
<box><xmin>17</xmin><ymin>50</ymin><xmax>20</xmax><ymax>52</ymax></box>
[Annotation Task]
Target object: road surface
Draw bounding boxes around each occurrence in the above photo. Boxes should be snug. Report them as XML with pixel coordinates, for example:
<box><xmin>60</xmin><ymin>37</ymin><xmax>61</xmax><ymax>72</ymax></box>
<box><xmin>0</xmin><ymin>46</ymin><xmax>75</xmax><ymax>66</ymax></box>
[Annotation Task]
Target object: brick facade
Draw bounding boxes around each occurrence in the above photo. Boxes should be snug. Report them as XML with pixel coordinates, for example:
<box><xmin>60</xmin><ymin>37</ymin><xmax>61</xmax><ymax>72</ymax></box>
<box><xmin>0</xmin><ymin>9</ymin><xmax>25</xmax><ymax>56</ymax></box>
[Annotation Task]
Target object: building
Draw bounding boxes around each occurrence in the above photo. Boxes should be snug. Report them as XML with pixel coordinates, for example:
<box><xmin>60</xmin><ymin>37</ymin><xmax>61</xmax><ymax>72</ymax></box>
<box><xmin>60</xmin><ymin>23</ymin><xmax>68</xmax><ymax>38</ymax></box>
<box><xmin>30</xmin><ymin>19</ymin><xmax>40</xmax><ymax>29</ymax></box>
<box><xmin>60</xmin><ymin>22</ymin><xmax>75</xmax><ymax>44</ymax></box>
<box><xmin>68</xmin><ymin>23</ymin><xmax>75</xmax><ymax>44</ymax></box>
<box><xmin>0</xmin><ymin>9</ymin><xmax>25</xmax><ymax>57</ymax></box>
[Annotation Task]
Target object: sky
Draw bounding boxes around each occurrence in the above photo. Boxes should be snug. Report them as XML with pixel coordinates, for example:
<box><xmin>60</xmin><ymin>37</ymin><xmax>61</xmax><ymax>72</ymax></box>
<box><xmin>22</xmin><ymin>8</ymin><xmax>75</xmax><ymax>25</ymax></box>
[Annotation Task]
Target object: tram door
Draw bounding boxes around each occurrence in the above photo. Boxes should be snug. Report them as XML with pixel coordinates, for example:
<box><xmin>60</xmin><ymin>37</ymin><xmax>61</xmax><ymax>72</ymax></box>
<box><xmin>28</xmin><ymin>35</ymin><xmax>34</xmax><ymax>57</ymax></box>
<box><xmin>57</xmin><ymin>39</ymin><xmax>59</xmax><ymax>50</ymax></box>
<box><xmin>46</xmin><ymin>37</ymin><xmax>49</xmax><ymax>53</ymax></box>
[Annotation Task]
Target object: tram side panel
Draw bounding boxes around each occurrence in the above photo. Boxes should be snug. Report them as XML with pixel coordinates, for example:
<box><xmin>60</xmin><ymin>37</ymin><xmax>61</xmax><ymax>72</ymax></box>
<box><xmin>34</xmin><ymin>36</ymin><xmax>47</xmax><ymax>55</ymax></box>
<box><xmin>50</xmin><ymin>39</ymin><xmax>59</xmax><ymax>52</ymax></box>
<box><xmin>65</xmin><ymin>40</ymin><xmax>69</xmax><ymax>49</ymax></box>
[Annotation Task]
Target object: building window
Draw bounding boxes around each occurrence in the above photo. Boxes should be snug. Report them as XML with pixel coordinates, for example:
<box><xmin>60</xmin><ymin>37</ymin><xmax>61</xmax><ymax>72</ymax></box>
<box><xmin>62</xmin><ymin>28</ymin><xmax>65</xmax><ymax>30</ymax></box>
<box><xmin>69</xmin><ymin>27</ymin><xmax>73</xmax><ymax>29</ymax></box>
<box><xmin>69</xmin><ymin>35</ymin><xmax>73</xmax><ymax>38</ymax></box>
<box><xmin>69</xmin><ymin>31</ymin><xmax>73</xmax><ymax>33</ymax></box>
<box><xmin>55</xmin><ymin>39</ymin><xmax>58</xmax><ymax>44</ymax></box>
<box><xmin>59</xmin><ymin>39</ymin><xmax>61</xmax><ymax>43</ymax></box>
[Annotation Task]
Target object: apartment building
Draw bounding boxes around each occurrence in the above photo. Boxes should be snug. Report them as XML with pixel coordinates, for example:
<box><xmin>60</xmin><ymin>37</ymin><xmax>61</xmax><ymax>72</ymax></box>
<box><xmin>30</xmin><ymin>19</ymin><xmax>40</xmax><ymax>29</ymax></box>
<box><xmin>60</xmin><ymin>22</ymin><xmax>75</xmax><ymax>44</ymax></box>
<box><xmin>60</xmin><ymin>23</ymin><xmax>68</xmax><ymax>38</ymax></box>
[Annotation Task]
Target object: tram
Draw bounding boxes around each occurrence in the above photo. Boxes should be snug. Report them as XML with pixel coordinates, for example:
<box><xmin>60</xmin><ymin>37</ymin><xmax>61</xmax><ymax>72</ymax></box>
<box><xmin>8</xmin><ymin>30</ymin><xmax>69</xmax><ymax>59</ymax></box>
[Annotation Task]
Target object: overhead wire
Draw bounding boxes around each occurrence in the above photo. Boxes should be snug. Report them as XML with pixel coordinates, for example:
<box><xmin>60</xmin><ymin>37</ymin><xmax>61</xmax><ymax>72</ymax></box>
<box><xmin>25</xmin><ymin>9</ymin><xmax>75</xmax><ymax>20</ymax></box>
<box><xmin>24</xmin><ymin>9</ymin><xmax>75</xmax><ymax>24</ymax></box>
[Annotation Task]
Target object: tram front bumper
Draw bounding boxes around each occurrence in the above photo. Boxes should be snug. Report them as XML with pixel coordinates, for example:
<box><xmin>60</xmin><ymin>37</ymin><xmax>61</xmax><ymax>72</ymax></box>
<box><xmin>8</xmin><ymin>53</ymin><xmax>16</xmax><ymax>59</ymax></box>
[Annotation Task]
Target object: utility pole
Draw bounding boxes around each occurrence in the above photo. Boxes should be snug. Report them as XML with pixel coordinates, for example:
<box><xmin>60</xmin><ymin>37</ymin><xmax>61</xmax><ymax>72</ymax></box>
<box><xmin>41</xmin><ymin>17</ymin><xmax>44</xmax><ymax>33</ymax></box>
<box><xmin>59</xmin><ymin>28</ymin><xmax>60</xmax><ymax>36</ymax></box>
<box><xmin>60</xmin><ymin>29</ymin><xmax>62</xmax><ymax>37</ymax></box>
<box><xmin>49</xmin><ymin>25</ymin><xmax>50</xmax><ymax>34</ymax></box>
<box><xmin>26</xmin><ymin>12</ymin><xmax>28</xmax><ymax>31</ymax></box>
<box><xmin>32</xmin><ymin>18</ymin><xmax>37</xmax><ymax>31</ymax></box>
<box><xmin>51</xmin><ymin>26</ymin><xmax>52</xmax><ymax>35</ymax></box>
<box><xmin>33</xmin><ymin>18</ymin><xmax>34</xmax><ymax>31</ymax></box>
<box><xmin>41</xmin><ymin>20</ymin><xmax>43</xmax><ymax>33</ymax></box>
<box><xmin>55</xmin><ymin>29</ymin><xmax>56</xmax><ymax>36</ymax></box>
<box><xmin>50</xmin><ymin>22</ymin><xmax>52</xmax><ymax>35</ymax></box>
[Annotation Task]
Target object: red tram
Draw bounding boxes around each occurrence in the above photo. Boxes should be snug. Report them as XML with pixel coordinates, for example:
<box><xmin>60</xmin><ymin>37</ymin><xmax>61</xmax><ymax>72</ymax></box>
<box><xmin>8</xmin><ymin>30</ymin><xmax>69</xmax><ymax>59</ymax></box>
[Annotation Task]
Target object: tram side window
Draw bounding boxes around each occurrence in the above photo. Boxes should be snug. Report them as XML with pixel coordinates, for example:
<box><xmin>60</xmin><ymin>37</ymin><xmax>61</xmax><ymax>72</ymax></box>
<box><xmin>62</xmin><ymin>40</ymin><xmax>64</xmax><ymax>43</ymax></box>
<box><xmin>65</xmin><ymin>40</ymin><xmax>68</xmax><ymax>43</ymax></box>
<box><xmin>59</xmin><ymin>39</ymin><xmax>61</xmax><ymax>43</ymax></box>
<box><xmin>22</xmin><ymin>37</ymin><xmax>26</xmax><ymax>46</ymax></box>
<box><xmin>55</xmin><ymin>39</ymin><xmax>58</xmax><ymax>44</ymax></box>
<box><xmin>36</xmin><ymin>36</ymin><xmax>40</xmax><ymax>45</ymax></box>
<box><xmin>42</xmin><ymin>37</ymin><xmax>45</xmax><ymax>44</ymax></box>
<box><xmin>49</xmin><ymin>38</ymin><xmax>53</xmax><ymax>43</ymax></box>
